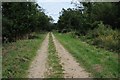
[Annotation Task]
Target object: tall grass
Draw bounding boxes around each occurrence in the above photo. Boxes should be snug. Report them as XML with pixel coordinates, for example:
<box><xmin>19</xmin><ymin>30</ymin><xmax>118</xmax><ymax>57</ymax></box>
<box><xmin>55</xmin><ymin>33</ymin><xmax>118</xmax><ymax>78</ymax></box>
<box><xmin>2</xmin><ymin>33</ymin><xmax>46</xmax><ymax>78</ymax></box>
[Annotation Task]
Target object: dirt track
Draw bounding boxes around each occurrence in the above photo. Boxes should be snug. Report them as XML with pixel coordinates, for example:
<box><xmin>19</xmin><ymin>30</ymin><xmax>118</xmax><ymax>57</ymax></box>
<box><xmin>28</xmin><ymin>33</ymin><xmax>49</xmax><ymax>78</ymax></box>
<box><xmin>28</xmin><ymin>33</ymin><xmax>90</xmax><ymax>78</ymax></box>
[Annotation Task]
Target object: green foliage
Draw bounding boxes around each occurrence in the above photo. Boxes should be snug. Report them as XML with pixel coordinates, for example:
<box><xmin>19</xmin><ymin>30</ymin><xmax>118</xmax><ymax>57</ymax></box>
<box><xmin>58</xmin><ymin>8</ymin><xmax>84</xmax><ymax>33</ymax></box>
<box><xmin>2</xmin><ymin>2</ymin><xmax>51</xmax><ymax>43</ymax></box>
<box><xmin>84</xmin><ymin>22</ymin><xmax>120</xmax><ymax>53</ymax></box>
<box><xmin>57</xmin><ymin>2</ymin><xmax>120</xmax><ymax>53</ymax></box>
<box><xmin>57</xmin><ymin>2</ymin><xmax>120</xmax><ymax>33</ymax></box>
<box><xmin>82</xmin><ymin>2</ymin><xmax>120</xmax><ymax>29</ymax></box>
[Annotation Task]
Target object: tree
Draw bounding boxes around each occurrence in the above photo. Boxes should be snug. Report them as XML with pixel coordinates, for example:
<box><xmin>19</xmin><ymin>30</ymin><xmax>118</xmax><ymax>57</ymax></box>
<box><xmin>2</xmin><ymin>2</ymin><xmax>51</xmax><ymax>42</ymax></box>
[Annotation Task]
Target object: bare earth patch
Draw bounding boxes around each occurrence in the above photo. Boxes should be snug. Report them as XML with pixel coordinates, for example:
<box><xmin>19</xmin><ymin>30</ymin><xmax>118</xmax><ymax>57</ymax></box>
<box><xmin>27</xmin><ymin>33</ymin><xmax>49</xmax><ymax>78</ymax></box>
<box><xmin>52</xmin><ymin>33</ymin><xmax>91</xmax><ymax>78</ymax></box>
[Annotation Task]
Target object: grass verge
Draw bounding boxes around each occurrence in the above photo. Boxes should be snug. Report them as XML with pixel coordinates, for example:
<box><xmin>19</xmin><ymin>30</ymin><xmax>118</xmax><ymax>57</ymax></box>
<box><xmin>46</xmin><ymin>33</ymin><xmax>63</xmax><ymax>78</ymax></box>
<box><xmin>54</xmin><ymin>33</ymin><xmax>118</xmax><ymax>78</ymax></box>
<box><xmin>2</xmin><ymin>33</ymin><xmax>46</xmax><ymax>78</ymax></box>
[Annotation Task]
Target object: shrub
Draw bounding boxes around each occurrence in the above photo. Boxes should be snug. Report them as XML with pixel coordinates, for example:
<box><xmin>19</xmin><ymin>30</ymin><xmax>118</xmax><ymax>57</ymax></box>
<box><xmin>94</xmin><ymin>23</ymin><xmax>119</xmax><ymax>52</ymax></box>
<box><xmin>84</xmin><ymin>22</ymin><xmax>119</xmax><ymax>53</ymax></box>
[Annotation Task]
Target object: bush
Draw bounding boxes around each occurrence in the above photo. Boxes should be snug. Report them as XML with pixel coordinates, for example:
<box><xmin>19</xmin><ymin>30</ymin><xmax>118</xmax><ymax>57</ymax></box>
<box><xmin>94</xmin><ymin>23</ymin><xmax>119</xmax><ymax>52</ymax></box>
<box><xmin>84</xmin><ymin>22</ymin><xmax>119</xmax><ymax>53</ymax></box>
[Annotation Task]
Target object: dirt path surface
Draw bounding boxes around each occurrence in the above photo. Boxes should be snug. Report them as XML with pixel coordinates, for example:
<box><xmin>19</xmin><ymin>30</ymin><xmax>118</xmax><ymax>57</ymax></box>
<box><xmin>28</xmin><ymin>33</ymin><xmax>49</xmax><ymax>78</ymax></box>
<box><xmin>52</xmin><ymin>33</ymin><xmax>91</xmax><ymax>78</ymax></box>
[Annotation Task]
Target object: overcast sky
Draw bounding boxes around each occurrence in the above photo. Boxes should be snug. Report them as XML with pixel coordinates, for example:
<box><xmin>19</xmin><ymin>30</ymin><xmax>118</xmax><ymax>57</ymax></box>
<box><xmin>36</xmin><ymin>0</ymin><xmax>77</xmax><ymax>23</ymax></box>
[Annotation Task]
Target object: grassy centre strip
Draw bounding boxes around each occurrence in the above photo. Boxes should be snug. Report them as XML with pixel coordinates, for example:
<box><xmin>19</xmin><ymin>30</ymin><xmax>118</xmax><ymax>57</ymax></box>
<box><xmin>46</xmin><ymin>33</ymin><xmax>63</xmax><ymax>78</ymax></box>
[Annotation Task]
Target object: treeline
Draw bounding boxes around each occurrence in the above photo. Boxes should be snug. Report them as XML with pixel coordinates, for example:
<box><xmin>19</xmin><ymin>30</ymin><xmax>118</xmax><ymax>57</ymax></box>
<box><xmin>2</xmin><ymin>2</ymin><xmax>52</xmax><ymax>43</ymax></box>
<box><xmin>57</xmin><ymin>2</ymin><xmax>120</xmax><ymax>53</ymax></box>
